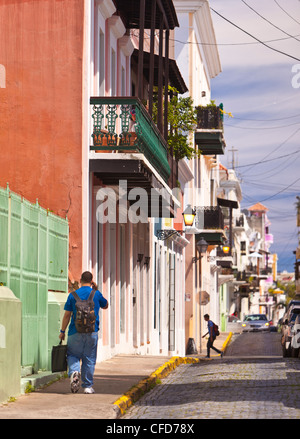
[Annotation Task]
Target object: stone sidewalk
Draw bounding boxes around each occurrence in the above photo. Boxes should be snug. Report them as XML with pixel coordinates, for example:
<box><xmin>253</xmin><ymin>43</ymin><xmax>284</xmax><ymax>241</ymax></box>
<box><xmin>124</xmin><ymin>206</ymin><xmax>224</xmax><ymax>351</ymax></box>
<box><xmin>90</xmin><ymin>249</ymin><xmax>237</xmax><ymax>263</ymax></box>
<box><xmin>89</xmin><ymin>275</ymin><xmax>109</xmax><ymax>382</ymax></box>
<box><xmin>0</xmin><ymin>332</ymin><xmax>231</xmax><ymax>419</ymax></box>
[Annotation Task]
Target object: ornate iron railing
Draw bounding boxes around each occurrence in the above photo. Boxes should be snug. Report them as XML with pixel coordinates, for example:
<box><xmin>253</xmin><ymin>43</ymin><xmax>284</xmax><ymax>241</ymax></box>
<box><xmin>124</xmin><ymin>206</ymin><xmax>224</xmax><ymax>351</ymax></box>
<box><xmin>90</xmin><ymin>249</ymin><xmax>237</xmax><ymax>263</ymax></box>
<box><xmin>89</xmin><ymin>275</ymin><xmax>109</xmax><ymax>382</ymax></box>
<box><xmin>195</xmin><ymin>104</ymin><xmax>223</xmax><ymax>130</ymax></box>
<box><xmin>195</xmin><ymin>206</ymin><xmax>224</xmax><ymax>230</ymax></box>
<box><xmin>90</xmin><ymin>97</ymin><xmax>171</xmax><ymax>182</ymax></box>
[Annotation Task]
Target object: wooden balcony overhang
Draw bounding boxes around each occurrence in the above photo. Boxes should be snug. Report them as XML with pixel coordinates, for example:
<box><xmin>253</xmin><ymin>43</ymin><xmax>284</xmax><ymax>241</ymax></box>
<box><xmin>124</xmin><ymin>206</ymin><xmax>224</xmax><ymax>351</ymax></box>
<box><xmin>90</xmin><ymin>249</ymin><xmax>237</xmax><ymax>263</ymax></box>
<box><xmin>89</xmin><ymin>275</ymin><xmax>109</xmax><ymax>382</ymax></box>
<box><xmin>195</xmin><ymin>105</ymin><xmax>225</xmax><ymax>155</ymax></box>
<box><xmin>195</xmin><ymin>130</ymin><xmax>226</xmax><ymax>155</ymax></box>
<box><xmin>113</xmin><ymin>0</ymin><xmax>179</xmax><ymax>30</ymax></box>
<box><xmin>195</xmin><ymin>231</ymin><xmax>227</xmax><ymax>246</ymax></box>
<box><xmin>113</xmin><ymin>0</ymin><xmax>180</xmax><ymax>140</ymax></box>
<box><xmin>132</xmin><ymin>49</ymin><xmax>188</xmax><ymax>95</ymax></box>
<box><xmin>90</xmin><ymin>155</ymin><xmax>176</xmax><ymax>218</ymax></box>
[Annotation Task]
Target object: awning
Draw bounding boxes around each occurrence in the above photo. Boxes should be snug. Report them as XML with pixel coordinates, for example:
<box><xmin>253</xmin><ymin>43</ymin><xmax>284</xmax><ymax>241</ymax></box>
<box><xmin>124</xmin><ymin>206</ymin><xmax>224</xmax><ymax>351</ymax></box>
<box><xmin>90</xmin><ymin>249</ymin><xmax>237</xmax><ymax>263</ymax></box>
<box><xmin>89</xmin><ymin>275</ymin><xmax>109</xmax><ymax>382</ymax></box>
<box><xmin>196</xmin><ymin>231</ymin><xmax>226</xmax><ymax>246</ymax></box>
<box><xmin>90</xmin><ymin>154</ymin><xmax>179</xmax><ymax>218</ymax></box>
<box><xmin>249</xmin><ymin>252</ymin><xmax>263</xmax><ymax>258</ymax></box>
<box><xmin>217</xmin><ymin>198</ymin><xmax>239</xmax><ymax>209</ymax></box>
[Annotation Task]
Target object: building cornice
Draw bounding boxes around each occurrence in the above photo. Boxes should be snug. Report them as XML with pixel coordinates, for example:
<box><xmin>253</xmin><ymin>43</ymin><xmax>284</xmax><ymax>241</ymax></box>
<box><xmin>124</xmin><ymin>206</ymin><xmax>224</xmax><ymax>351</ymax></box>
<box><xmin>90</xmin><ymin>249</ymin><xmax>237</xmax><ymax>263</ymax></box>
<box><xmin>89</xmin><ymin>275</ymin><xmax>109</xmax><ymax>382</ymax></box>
<box><xmin>178</xmin><ymin>158</ymin><xmax>194</xmax><ymax>183</ymax></box>
<box><xmin>173</xmin><ymin>0</ymin><xmax>221</xmax><ymax>78</ymax></box>
<box><xmin>194</xmin><ymin>2</ymin><xmax>222</xmax><ymax>78</ymax></box>
<box><xmin>97</xmin><ymin>0</ymin><xmax>116</xmax><ymax>20</ymax></box>
<box><xmin>108</xmin><ymin>15</ymin><xmax>126</xmax><ymax>40</ymax></box>
<box><xmin>173</xmin><ymin>0</ymin><xmax>206</xmax><ymax>13</ymax></box>
<box><xmin>119</xmin><ymin>35</ymin><xmax>135</xmax><ymax>57</ymax></box>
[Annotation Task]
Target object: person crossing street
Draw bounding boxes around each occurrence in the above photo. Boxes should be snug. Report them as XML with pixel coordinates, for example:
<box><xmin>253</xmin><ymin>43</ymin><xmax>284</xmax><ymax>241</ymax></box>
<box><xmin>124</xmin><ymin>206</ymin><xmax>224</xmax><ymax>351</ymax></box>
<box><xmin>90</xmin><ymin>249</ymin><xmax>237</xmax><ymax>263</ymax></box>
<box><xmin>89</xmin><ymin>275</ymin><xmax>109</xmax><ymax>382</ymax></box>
<box><xmin>203</xmin><ymin>314</ymin><xmax>223</xmax><ymax>358</ymax></box>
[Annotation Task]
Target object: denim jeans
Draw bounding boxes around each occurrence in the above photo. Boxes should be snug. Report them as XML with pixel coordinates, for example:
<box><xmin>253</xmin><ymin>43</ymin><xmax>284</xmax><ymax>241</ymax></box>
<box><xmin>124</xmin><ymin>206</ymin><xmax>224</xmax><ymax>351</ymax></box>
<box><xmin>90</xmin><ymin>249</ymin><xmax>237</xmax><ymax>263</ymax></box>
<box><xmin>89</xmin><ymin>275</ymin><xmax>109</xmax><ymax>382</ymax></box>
<box><xmin>67</xmin><ymin>332</ymin><xmax>98</xmax><ymax>388</ymax></box>
<box><xmin>207</xmin><ymin>336</ymin><xmax>221</xmax><ymax>357</ymax></box>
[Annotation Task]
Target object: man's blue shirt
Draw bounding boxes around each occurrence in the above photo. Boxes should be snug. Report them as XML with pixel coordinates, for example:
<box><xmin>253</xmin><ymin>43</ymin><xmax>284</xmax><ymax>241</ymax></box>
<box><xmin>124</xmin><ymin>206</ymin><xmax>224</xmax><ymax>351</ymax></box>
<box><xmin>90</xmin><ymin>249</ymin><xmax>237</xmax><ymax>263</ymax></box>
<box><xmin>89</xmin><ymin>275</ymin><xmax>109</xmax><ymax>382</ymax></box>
<box><xmin>64</xmin><ymin>286</ymin><xmax>108</xmax><ymax>336</ymax></box>
<box><xmin>207</xmin><ymin>320</ymin><xmax>215</xmax><ymax>337</ymax></box>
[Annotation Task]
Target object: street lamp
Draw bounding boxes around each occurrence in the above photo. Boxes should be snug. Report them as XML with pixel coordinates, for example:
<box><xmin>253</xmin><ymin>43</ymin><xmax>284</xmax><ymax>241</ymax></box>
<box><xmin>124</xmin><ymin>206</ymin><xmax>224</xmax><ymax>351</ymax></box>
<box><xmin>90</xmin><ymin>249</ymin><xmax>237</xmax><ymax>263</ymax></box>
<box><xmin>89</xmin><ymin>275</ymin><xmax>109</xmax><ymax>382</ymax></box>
<box><xmin>182</xmin><ymin>204</ymin><xmax>196</xmax><ymax>227</ymax></box>
<box><xmin>193</xmin><ymin>236</ymin><xmax>208</xmax><ymax>353</ymax></box>
<box><xmin>197</xmin><ymin>237</ymin><xmax>209</xmax><ymax>255</ymax></box>
<box><xmin>157</xmin><ymin>205</ymin><xmax>197</xmax><ymax>240</ymax></box>
<box><xmin>222</xmin><ymin>242</ymin><xmax>230</xmax><ymax>255</ymax></box>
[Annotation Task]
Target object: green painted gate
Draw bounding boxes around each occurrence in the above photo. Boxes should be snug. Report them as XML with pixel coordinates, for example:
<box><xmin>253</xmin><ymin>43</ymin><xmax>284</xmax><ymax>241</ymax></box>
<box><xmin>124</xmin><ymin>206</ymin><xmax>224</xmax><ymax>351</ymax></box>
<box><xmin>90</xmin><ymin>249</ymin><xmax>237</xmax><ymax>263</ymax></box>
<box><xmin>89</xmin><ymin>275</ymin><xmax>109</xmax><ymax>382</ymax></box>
<box><xmin>0</xmin><ymin>184</ymin><xmax>68</xmax><ymax>371</ymax></box>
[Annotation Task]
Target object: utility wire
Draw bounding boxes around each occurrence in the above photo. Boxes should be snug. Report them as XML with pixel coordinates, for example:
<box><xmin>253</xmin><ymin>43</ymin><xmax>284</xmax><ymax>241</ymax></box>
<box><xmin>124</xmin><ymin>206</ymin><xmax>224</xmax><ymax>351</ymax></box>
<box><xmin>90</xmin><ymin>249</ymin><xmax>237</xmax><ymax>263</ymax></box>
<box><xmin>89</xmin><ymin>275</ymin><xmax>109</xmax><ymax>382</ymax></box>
<box><xmin>241</xmin><ymin>0</ymin><xmax>300</xmax><ymax>42</ymax></box>
<box><xmin>273</xmin><ymin>0</ymin><xmax>300</xmax><ymax>26</ymax></box>
<box><xmin>236</xmin><ymin>127</ymin><xmax>300</xmax><ymax>174</ymax></box>
<box><xmin>225</xmin><ymin>121</ymin><xmax>300</xmax><ymax>130</ymax></box>
<box><xmin>242</xmin><ymin>178</ymin><xmax>300</xmax><ymax>191</ymax></box>
<box><xmin>170</xmin><ymin>34</ymin><xmax>300</xmax><ymax>46</ymax></box>
<box><xmin>232</xmin><ymin>113</ymin><xmax>300</xmax><ymax>122</ymax></box>
<box><xmin>241</xmin><ymin>154</ymin><xmax>299</xmax><ymax>179</ymax></box>
<box><xmin>258</xmin><ymin>176</ymin><xmax>300</xmax><ymax>202</ymax></box>
<box><xmin>236</xmin><ymin>151</ymin><xmax>300</xmax><ymax>169</ymax></box>
<box><xmin>136</xmin><ymin>29</ymin><xmax>300</xmax><ymax>46</ymax></box>
<box><xmin>210</xmin><ymin>7</ymin><xmax>300</xmax><ymax>62</ymax></box>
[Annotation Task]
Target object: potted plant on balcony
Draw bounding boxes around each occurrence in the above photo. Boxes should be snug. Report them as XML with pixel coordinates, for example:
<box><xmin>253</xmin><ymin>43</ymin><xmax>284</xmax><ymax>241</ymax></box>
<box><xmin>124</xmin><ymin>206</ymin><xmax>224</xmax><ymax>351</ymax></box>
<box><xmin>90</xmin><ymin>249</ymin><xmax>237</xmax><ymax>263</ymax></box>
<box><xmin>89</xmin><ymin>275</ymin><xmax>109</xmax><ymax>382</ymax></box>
<box><xmin>195</xmin><ymin>100</ymin><xmax>233</xmax><ymax>130</ymax></box>
<box><xmin>153</xmin><ymin>86</ymin><xmax>198</xmax><ymax>161</ymax></box>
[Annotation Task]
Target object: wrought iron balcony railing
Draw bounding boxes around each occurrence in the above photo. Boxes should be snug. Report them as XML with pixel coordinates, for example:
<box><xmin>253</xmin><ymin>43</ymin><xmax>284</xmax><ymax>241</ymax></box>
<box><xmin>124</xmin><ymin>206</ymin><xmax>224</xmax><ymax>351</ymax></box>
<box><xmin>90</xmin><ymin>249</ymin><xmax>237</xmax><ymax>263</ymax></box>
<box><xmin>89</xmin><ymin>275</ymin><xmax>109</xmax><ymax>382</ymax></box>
<box><xmin>90</xmin><ymin>97</ymin><xmax>171</xmax><ymax>182</ymax></box>
<box><xmin>195</xmin><ymin>206</ymin><xmax>224</xmax><ymax>230</ymax></box>
<box><xmin>194</xmin><ymin>104</ymin><xmax>225</xmax><ymax>155</ymax></box>
<box><xmin>196</xmin><ymin>105</ymin><xmax>223</xmax><ymax>130</ymax></box>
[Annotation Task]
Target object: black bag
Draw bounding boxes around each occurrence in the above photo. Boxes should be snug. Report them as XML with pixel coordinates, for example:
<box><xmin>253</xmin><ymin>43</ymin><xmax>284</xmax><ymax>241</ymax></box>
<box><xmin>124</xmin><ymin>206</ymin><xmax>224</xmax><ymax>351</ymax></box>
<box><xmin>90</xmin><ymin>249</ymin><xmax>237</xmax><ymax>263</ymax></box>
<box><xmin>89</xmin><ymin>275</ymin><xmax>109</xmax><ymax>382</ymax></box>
<box><xmin>71</xmin><ymin>289</ymin><xmax>96</xmax><ymax>333</ymax></box>
<box><xmin>51</xmin><ymin>341</ymin><xmax>68</xmax><ymax>373</ymax></box>
<box><xmin>213</xmin><ymin>323</ymin><xmax>220</xmax><ymax>337</ymax></box>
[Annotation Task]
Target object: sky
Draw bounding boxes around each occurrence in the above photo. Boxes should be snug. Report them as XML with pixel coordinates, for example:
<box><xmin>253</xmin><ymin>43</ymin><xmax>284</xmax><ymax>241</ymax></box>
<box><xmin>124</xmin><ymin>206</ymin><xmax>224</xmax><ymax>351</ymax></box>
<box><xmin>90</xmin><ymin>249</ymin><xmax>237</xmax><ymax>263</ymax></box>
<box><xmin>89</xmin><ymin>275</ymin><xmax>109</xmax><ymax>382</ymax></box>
<box><xmin>209</xmin><ymin>0</ymin><xmax>300</xmax><ymax>273</ymax></box>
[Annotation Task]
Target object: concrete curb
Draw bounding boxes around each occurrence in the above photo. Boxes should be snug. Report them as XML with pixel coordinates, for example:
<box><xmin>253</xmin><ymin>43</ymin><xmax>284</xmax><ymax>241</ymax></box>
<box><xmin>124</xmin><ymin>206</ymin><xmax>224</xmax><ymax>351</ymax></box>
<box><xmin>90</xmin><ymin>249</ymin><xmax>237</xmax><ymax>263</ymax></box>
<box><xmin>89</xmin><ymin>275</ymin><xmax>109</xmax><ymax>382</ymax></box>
<box><xmin>113</xmin><ymin>333</ymin><xmax>233</xmax><ymax>418</ymax></box>
<box><xmin>113</xmin><ymin>356</ymin><xmax>200</xmax><ymax>418</ymax></box>
<box><xmin>221</xmin><ymin>331</ymin><xmax>233</xmax><ymax>352</ymax></box>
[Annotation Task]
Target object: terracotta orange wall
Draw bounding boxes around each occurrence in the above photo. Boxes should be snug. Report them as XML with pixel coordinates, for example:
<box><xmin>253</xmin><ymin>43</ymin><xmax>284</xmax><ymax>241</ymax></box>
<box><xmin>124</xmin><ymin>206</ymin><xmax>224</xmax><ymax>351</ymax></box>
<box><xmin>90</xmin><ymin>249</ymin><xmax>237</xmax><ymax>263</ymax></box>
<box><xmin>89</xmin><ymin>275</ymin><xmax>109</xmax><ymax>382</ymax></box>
<box><xmin>0</xmin><ymin>0</ymin><xmax>84</xmax><ymax>282</ymax></box>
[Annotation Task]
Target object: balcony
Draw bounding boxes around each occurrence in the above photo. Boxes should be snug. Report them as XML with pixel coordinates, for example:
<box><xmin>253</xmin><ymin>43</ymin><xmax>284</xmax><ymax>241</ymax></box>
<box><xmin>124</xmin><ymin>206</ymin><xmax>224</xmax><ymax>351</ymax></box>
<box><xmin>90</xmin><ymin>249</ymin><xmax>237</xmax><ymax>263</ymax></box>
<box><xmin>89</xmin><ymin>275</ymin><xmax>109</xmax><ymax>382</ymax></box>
<box><xmin>246</xmin><ymin>264</ymin><xmax>272</xmax><ymax>278</ymax></box>
<box><xmin>90</xmin><ymin>97</ymin><xmax>171</xmax><ymax>183</ymax></box>
<box><xmin>194</xmin><ymin>105</ymin><xmax>225</xmax><ymax>155</ymax></box>
<box><xmin>195</xmin><ymin>206</ymin><xmax>224</xmax><ymax>229</ymax></box>
<box><xmin>195</xmin><ymin>206</ymin><xmax>226</xmax><ymax>245</ymax></box>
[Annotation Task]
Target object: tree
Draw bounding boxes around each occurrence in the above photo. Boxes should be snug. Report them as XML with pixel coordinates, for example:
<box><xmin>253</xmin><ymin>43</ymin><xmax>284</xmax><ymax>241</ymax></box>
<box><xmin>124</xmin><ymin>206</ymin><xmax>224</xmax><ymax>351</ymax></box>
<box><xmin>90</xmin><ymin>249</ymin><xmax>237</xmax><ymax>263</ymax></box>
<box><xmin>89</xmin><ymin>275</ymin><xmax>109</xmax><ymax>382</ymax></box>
<box><xmin>269</xmin><ymin>280</ymin><xmax>296</xmax><ymax>305</ymax></box>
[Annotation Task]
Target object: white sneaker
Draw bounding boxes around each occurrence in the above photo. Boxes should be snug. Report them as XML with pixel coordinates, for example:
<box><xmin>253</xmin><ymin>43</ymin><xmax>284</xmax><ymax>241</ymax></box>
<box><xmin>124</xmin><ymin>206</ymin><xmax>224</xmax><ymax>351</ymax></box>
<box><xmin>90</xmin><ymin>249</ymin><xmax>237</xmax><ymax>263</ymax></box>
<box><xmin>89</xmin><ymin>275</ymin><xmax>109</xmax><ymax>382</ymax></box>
<box><xmin>83</xmin><ymin>387</ymin><xmax>95</xmax><ymax>394</ymax></box>
<box><xmin>70</xmin><ymin>371</ymin><xmax>80</xmax><ymax>393</ymax></box>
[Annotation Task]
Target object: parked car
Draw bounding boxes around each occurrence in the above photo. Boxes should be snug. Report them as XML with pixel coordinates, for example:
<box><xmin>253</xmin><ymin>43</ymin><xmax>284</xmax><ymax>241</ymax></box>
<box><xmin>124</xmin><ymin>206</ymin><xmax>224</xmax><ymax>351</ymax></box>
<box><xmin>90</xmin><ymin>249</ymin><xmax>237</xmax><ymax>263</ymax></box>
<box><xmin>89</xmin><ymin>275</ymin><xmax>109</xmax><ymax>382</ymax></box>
<box><xmin>290</xmin><ymin>314</ymin><xmax>300</xmax><ymax>358</ymax></box>
<box><xmin>241</xmin><ymin>314</ymin><xmax>270</xmax><ymax>332</ymax></box>
<box><xmin>287</xmin><ymin>300</ymin><xmax>300</xmax><ymax>311</ymax></box>
<box><xmin>227</xmin><ymin>316</ymin><xmax>243</xmax><ymax>333</ymax></box>
<box><xmin>282</xmin><ymin>301</ymin><xmax>300</xmax><ymax>328</ymax></box>
<box><xmin>269</xmin><ymin>319</ymin><xmax>277</xmax><ymax>332</ymax></box>
<box><xmin>281</xmin><ymin>306</ymin><xmax>300</xmax><ymax>357</ymax></box>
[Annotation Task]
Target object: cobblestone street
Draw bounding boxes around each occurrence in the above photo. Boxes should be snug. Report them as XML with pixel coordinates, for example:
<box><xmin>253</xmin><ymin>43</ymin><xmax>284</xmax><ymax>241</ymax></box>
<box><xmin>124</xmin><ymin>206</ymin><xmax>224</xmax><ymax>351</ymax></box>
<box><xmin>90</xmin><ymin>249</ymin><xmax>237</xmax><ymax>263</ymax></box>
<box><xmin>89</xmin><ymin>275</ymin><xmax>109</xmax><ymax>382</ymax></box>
<box><xmin>123</xmin><ymin>333</ymin><xmax>300</xmax><ymax>419</ymax></box>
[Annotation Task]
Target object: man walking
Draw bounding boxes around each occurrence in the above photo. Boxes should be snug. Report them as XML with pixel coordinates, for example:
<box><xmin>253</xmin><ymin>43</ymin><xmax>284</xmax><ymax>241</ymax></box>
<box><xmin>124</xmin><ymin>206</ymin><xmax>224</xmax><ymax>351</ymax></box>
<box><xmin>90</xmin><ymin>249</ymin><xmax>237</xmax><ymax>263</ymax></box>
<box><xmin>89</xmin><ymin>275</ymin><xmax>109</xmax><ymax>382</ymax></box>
<box><xmin>203</xmin><ymin>314</ymin><xmax>223</xmax><ymax>358</ymax></box>
<box><xmin>59</xmin><ymin>271</ymin><xmax>108</xmax><ymax>394</ymax></box>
